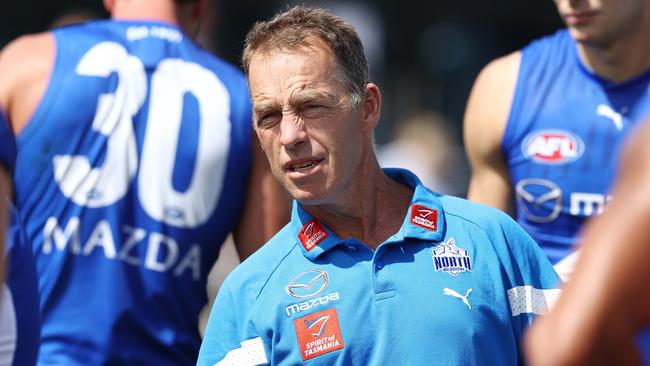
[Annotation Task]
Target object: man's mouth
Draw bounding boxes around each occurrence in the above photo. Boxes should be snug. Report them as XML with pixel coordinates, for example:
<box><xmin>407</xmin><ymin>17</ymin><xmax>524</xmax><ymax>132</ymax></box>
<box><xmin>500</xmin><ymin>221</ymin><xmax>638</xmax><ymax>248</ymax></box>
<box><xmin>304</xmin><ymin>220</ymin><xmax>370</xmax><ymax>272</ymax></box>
<box><xmin>285</xmin><ymin>158</ymin><xmax>324</xmax><ymax>172</ymax></box>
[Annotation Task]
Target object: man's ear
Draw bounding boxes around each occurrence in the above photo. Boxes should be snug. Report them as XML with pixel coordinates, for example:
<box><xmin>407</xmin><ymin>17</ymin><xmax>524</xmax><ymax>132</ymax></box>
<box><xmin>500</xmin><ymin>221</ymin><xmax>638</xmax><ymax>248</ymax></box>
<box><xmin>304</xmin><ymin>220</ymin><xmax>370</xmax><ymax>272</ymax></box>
<box><xmin>360</xmin><ymin>83</ymin><xmax>381</xmax><ymax>132</ymax></box>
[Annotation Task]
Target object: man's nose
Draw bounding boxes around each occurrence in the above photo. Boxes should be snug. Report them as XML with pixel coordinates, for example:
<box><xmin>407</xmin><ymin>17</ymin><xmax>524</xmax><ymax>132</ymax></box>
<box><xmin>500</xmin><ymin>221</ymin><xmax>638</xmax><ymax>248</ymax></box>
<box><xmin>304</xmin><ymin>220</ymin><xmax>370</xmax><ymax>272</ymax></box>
<box><xmin>280</xmin><ymin>114</ymin><xmax>308</xmax><ymax>149</ymax></box>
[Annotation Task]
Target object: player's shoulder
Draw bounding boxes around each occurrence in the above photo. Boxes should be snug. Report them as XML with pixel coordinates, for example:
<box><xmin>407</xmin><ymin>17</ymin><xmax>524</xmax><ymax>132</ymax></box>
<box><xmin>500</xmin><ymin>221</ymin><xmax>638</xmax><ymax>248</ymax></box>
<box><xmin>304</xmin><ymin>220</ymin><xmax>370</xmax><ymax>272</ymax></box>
<box><xmin>0</xmin><ymin>31</ymin><xmax>54</xmax><ymax>108</ymax></box>
<box><xmin>524</xmin><ymin>28</ymin><xmax>572</xmax><ymax>52</ymax></box>
<box><xmin>220</xmin><ymin>224</ymin><xmax>300</xmax><ymax>298</ymax></box>
<box><xmin>475</xmin><ymin>29</ymin><xmax>571</xmax><ymax>83</ymax></box>
<box><xmin>197</xmin><ymin>50</ymin><xmax>248</xmax><ymax>88</ymax></box>
<box><xmin>477</xmin><ymin>50</ymin><xmax>522</xmax><ymax>87</ymax></box>
<box><xmin>464</xmin><ymin>50</ymin><xmax>522</xmax><ymax>152</ymax></box>
<box><xmin>0</xmin><ymin>31</ymin><xmax>54</xmax><ymax>68</ymax></box>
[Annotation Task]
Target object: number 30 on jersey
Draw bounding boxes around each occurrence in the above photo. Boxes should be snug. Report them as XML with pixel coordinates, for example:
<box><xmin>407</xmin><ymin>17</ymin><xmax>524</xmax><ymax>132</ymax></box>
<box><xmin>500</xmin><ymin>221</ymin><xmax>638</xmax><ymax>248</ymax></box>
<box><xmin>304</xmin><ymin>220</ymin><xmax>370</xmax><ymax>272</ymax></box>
<box><xmin>53</xmin><ymin>41</ymin><xmax>231</xmax><ymax>229</ymax></box>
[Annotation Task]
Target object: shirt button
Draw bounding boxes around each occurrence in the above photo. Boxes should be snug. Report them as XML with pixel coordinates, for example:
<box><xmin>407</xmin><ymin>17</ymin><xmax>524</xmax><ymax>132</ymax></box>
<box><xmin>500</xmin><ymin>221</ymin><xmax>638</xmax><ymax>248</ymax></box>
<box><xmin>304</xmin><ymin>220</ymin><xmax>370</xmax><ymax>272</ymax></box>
<box><xmin>346</xmin><ymin>245</ymin><xmax>357</xmax><ymax>251</ymax></box>
<box><xmin>375</xmin><ymin>261</ymin><xmax>384</xmax><ymax>270</ymax></box>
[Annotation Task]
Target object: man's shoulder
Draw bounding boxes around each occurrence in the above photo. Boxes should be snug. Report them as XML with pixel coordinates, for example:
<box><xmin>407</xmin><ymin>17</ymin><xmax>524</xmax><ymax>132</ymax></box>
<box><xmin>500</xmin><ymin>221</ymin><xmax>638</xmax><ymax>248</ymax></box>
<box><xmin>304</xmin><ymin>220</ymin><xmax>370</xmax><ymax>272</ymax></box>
<box><xmin>524</xmin><ymin>28</ymin><xmax>570</xmax><ymax>47</ymax></box>
<box><xmin>0</xmin><ymin>32</ymin><xmax>54</xmax><ymax>68</ymax></box>
<box><xmin>0</xmin><ymin>32</ymin><xmax>55</xmax><ymax>116</ymax></box>
<box><xmin>521</xmin><ymin>28</ymin><xmax>573</xmax><ymax>58</ymax></box>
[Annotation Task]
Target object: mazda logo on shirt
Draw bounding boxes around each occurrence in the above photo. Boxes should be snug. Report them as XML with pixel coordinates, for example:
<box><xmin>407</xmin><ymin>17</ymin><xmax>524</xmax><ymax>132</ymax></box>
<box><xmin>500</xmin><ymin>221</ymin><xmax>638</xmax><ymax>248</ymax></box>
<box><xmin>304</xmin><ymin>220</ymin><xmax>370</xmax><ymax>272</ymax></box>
<box><xmin>285</xmin><ymin>270</ymin><xmax>329</xmax><ymax>299</ymax></box>
<box><xmin>515</xmin><ymin>178</ymin><xmax>562</xmax><ymax>223</ymax></box>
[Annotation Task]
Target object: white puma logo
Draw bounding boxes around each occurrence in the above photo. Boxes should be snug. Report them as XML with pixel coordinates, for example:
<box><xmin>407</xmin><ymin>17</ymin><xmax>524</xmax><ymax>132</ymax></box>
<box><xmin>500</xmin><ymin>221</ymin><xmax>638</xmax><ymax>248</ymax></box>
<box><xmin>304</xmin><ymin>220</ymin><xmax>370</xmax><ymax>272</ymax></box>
<box><xmin>596</xmin><ymin>104</ymin><xmax>623</xmax><ymax>131</ymax></box>
<box><xmin>443</xmin><ymin>287</ymin><xmax>473</xmax><ymax>309</ymax></box>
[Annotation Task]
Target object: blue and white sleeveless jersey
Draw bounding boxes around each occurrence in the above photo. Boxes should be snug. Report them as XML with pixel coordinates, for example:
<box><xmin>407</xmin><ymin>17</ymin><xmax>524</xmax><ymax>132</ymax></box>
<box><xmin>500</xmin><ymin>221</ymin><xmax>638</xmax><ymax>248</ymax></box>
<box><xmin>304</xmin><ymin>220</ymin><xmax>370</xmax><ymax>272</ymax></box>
<box><xmin>0</xmin><ymin>111</ymin><xmax>15</xmax><ymax>173</ymax></box>
<box><xmin>503</xmin><ymin>29</ymin><xmax>650</xmax><ymax>264</ymax></box>
<box><xmin>13</xmin><ymin>20</ymin><xmax>253</xmax><ymax>365</ymax></box>
<box><xmin>5</xmin><ymin>204</ymin><xmax>40</xmax><ymax>366</ymax></box>
<box><xmin>197</xmin><ymin>169</ymin><xmax>560</xmax><ymax>366</ymax></box>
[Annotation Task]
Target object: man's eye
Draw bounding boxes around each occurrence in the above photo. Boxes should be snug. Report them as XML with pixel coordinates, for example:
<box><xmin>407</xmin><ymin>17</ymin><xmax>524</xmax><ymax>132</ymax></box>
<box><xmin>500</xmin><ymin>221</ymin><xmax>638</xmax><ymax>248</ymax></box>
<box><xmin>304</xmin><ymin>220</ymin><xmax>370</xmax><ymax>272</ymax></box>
<box><xmin>302</xmin><ymin>104</ymin><xmax>324</xmax><ymax>116</ymax></box>
<box><xmin>257</xmin><ymin>113</ymin><xmax>280</xmax><ymax>128</ymax></box>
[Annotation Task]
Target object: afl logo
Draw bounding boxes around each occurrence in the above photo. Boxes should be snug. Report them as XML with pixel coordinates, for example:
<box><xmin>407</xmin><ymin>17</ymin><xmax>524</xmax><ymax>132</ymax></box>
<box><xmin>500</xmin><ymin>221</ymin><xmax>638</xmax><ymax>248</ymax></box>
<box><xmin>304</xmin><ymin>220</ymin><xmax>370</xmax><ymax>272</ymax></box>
<box><xmin>522</xmin><ymin>130</ymin><xmax>584</xmax><ymax>165</ymax></box>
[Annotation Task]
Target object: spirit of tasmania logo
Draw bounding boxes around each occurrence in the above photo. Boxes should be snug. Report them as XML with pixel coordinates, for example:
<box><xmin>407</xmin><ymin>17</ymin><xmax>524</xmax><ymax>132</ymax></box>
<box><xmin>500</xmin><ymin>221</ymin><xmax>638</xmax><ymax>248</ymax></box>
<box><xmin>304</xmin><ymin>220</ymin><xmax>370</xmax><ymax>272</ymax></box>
<box><xmin>432</xmin><ymin>238</ymin><xmax>472</xmax><ymax>277</ymax></box>
<box><xmin>298</xmin><ymin>220</ymin><xmax>329</xmax><ymax>251</ymax></box>
<box><xmin>294</xmin><ymin>308</ymin><xmax>344</xmax><ymax>361</ymax></box>
<box><xmin>410</xmin><ymin>204</ymin><xmax>438</xmax><ymax>232</ymax></box>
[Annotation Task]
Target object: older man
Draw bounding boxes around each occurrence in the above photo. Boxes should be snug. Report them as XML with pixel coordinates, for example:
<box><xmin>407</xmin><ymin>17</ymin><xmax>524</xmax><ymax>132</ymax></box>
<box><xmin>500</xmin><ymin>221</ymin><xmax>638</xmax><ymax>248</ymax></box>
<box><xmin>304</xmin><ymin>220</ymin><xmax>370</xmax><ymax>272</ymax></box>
<box><xmin>198</xmin><ymin>6</ymin><xmax>561</xmax><ymax>365</ymax></box>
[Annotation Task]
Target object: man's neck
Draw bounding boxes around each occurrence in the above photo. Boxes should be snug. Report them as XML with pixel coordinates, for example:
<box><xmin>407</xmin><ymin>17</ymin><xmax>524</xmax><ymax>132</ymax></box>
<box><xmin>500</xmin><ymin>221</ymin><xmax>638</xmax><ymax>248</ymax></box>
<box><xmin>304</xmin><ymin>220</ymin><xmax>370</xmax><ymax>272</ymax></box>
<box><xmin>303</xmin><ymin>165</ymin><xmax>414</xmax><ymax>251</ymax></box>
<box><xmin>111</xmin><ymin>0</ymin><xmax>178</xmax><ymax>25</ymax></box>
<box><xmin>577</xmin><ymin>24</ymin><xmax>650</xmax><ymax>82</ymax></box>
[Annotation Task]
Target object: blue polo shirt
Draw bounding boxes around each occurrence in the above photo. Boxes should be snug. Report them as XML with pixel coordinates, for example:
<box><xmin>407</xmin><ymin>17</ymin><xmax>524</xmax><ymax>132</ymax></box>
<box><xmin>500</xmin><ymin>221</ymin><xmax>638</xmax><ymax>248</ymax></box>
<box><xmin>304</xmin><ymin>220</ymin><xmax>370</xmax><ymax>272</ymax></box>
<box><xmin>198</xmin><ymin>169</ymin><xmax>561</xmax><ymax>365</ymax></box>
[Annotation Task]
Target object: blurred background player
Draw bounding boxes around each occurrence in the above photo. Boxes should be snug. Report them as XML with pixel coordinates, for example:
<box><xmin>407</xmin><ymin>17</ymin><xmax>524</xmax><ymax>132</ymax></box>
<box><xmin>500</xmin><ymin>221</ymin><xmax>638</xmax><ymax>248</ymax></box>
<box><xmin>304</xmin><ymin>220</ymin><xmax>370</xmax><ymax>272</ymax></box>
<box><xmin>0</xmin><ymin>0</ymin><xmax>289</xmax><ymax>364</ymax></box>
<box><xmin>463</xmin><ymin>0</ymin><xmax>650</xmax><ymax>280</ymax></box>
<box><xmin>525</xmin><ymin>121</ymin><xmax>650</xmax><ymax>366</ymax></box>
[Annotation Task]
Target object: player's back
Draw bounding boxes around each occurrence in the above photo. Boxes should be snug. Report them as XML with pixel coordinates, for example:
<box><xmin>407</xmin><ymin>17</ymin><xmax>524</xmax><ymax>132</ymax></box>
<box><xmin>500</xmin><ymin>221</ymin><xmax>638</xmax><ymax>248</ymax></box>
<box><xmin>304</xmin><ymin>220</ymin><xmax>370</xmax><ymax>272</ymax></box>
<box><xmin>14</xmin><ymin>20</ymin><xmax>253</xmax><ymax>365</ymax></box>
<box><xmin>502</xmin><ymin>29</ymin><xmax>650</xmax><ymax>264</ymax></box>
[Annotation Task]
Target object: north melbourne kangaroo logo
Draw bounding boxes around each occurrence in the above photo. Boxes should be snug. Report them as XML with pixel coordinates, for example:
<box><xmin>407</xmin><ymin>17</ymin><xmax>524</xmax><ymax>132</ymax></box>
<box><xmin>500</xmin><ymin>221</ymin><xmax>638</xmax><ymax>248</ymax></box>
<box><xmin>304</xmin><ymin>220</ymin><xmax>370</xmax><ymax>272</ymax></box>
<box><xmin>443</xmin><ymin>288</ymin><xmax>473</xmax><ymax>309</ymax></box>
<box><xmin>432</xmin><ymin>238</ymin><xmax>472</xmax><ymax>276</ymax></box>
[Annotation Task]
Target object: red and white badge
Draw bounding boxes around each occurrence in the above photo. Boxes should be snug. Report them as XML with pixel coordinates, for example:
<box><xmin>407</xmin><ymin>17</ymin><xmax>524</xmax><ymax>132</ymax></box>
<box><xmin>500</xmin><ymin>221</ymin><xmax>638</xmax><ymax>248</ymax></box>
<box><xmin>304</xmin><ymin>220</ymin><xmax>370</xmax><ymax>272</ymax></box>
<box><xmin>522</xmin><ymin>130</ymin><xmax>584</xmax><ymax>164</ymax></box>
<box><xmin>294</xmin><ymin>308</ymin><xmax>344</xmax><ymax>361</ymax></box>
<box><xmin>410</xmin><ymin>204</ymin><xmax>438</xmax><ymax>232</ymax></box>
<box><xmin>298</xmin><ymin>220</ymin><xmax>329</xmax><ymax>251</ymax></box>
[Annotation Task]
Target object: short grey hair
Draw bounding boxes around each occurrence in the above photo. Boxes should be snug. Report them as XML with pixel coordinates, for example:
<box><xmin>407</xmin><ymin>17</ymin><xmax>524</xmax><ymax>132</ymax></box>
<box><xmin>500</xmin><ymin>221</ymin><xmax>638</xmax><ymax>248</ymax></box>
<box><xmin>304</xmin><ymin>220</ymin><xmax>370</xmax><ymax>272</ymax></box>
<box><xmin>242</xmin><ymin>6</ymin><xmax>369</xmax><ymax>108</ymax></box>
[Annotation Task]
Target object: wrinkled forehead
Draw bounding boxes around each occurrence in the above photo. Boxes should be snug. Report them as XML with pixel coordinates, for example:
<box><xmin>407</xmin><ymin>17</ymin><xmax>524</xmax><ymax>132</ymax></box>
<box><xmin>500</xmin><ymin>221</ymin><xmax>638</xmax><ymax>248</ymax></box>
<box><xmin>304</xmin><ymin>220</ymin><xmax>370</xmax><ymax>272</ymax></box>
<box><xmin>248</xmin><ymin>36</ymin><xmax>341</xmax><ymax>77</ymax></box>
<box><xmin>249</xmin><ymin>45</ymin><xmax>341</xmax><ymax>90</ymax></box>
<box><xmin>253</xmin><ymin>34</ymin><xmax>332</xmax><ymax>61</ymax></box>
<box><xmin>247</xmin><ymin>46</ymin><xmax>347</xmax><ymax>115</ymax></box>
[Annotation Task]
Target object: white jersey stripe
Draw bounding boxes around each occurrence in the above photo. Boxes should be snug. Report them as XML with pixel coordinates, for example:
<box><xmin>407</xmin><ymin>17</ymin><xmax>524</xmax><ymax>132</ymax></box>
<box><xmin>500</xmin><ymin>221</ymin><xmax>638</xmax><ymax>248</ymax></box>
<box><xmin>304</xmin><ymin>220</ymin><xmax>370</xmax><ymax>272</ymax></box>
<box><xmin>507</xmin><ymin>286</ymin><xmax>561</xmax><ymax>316</ymax></box>
<box><xmin>215</xmin><ymin>337</ymin><xmax>268</xmax><ymax>366</ymax></box>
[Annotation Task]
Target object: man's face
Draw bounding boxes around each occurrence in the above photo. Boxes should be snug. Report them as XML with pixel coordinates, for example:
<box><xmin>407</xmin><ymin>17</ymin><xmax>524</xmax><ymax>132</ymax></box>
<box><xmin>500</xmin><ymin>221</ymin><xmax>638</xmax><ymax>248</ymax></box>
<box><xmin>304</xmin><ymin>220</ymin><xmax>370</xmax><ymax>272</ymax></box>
<box><xmin>248</xmin><ymin>43</ymin><xmax>366</xmax><ymax>205</ymax></box>
<box><xmin>554</xmin><ymin>0</ymin><xmax>645</xmax><ymax>47</ymax></box>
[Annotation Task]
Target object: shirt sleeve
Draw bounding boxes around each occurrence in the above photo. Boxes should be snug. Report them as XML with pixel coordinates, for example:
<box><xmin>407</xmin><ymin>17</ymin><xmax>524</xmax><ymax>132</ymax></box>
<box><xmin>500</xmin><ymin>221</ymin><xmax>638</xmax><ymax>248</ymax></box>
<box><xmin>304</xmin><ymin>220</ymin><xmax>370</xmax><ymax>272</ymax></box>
<box><xmin>197</xmin><ymin>277</ymin><xmax>269</xmax><ymax>366</ymax></box>
<box><xmin>492</xmin><ymin>211</ymin><xmax>562</xmax><ymax>342</ymax></box>
<box><xmin>0</xmin><ymin>111</ymin><xmax>16</xmax><ymax>174</ymax></box>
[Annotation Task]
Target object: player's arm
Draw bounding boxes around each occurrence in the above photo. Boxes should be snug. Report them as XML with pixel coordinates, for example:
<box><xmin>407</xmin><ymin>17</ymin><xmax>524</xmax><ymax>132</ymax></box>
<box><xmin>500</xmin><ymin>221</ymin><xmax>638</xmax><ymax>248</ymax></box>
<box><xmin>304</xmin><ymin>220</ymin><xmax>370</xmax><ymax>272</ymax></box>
<box><xmin>232</xmin><ymin>134</ymin><xmax>291</xmax><ymax>260</ymax></box>
<box><xmin>463</xmin><ymin>51</ymin><xmax>520</xmax><ymax>214</ymax></box>
<box><xmin>0</xmin><ymin>32</ymin><xmax>54</xmax><ymax>135</ymax></box>
<box><xmin>525</xmin><ymin>122</ymin><xmax>650</xmax><ymax>366</ymax></box>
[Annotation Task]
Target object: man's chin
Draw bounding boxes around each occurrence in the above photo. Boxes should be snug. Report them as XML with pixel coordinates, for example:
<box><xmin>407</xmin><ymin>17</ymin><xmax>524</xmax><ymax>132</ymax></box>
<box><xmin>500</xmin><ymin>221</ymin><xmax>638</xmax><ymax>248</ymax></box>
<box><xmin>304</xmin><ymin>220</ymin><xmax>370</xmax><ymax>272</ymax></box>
<box><xmin>287</xmin><ymin>187</ymin><xmax>327</xmax><ymax>206</ymax></box>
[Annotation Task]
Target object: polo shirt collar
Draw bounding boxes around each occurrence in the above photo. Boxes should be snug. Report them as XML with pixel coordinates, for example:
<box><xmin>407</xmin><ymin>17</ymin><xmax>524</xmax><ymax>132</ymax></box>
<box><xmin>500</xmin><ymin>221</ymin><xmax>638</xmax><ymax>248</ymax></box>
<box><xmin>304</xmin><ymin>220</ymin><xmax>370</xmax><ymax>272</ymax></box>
<box><xmin>290</xmin><ymin>168</ymin><xmax>446</xmax><ymax>260</ymax></box>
